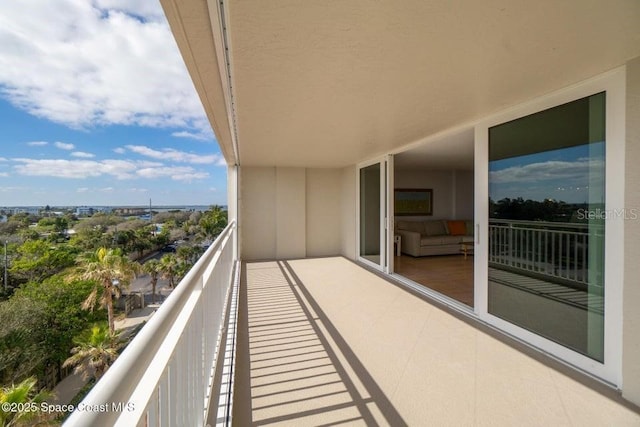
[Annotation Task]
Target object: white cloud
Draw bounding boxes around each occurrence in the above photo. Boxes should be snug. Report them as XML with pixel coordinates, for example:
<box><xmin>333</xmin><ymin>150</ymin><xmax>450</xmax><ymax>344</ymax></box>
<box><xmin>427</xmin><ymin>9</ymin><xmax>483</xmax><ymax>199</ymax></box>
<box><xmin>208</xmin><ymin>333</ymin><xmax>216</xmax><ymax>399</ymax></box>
<box><xmin>171</xmin><ymin>130</ymin><xmax>213</xmax><ymax>142</ymax></box>
<box><xmin>71</xmin><ymin>151</ymin><xmax>95</xmax><ymax>158</ymax></box>
<box><xmin>27</xmin><ymin>141</ymin><xmax>48</xmax><ymax>146</ymax></box>
<box><xmin>14</xmin><ymin>159</ymin><xmax>104</xmax><ymax>179</ymax></box>
<box><xmin>113</xmin><ymin>147</ymin><xmax>126</xmax><ymax>154</ymax></box>
<box><xmin>100</xmin><ymin>187</ymin><xmax>114</xmax><ymax>193</ymax></box>
<box><xmin>0</xmin><ymin>157</ymin><xmax>7</xmax><ymax>162</ymax></box>
<box><xmin>76</xmin><ymin>187</ymin><xmax>89</xmax><ymax>193</ymax></box>
<box><xmin>0</xmin><ymin>1</ymin><xmax>208</xmax><ymax>136</ymax></box>
<box><xmin>125</xmin><ymin>145</ymin><xmax>224</xmax><ymax>165</ymax></box>
<box><xmin>0</xmin><ymin>172</ymin><xmax>8</xmax><ymax>177</ymax></box>
<box><xmin>54</xmin><ymin>141</ymin><xmax>75</xmax><ymax>150</ymax></box>
<box><xmin>12</xmin><ymin>157</ymin><xmax>209</xmax><ymax>182</ymax></box>
<box><xmin>171</xmin><ymin>172</ymin><xmax>210</xmax><ymax>182</ymax></box>
<box><xmin>136</xmin><ymin>166</ymin><xmax>208</xmax><ymax>180</ymax></box>
<box><xmin>490</xmin><ymin>159</ymin><xmax>604</xmax><ymax>184</ymax></box>
<box><xmin>137</xmin><ymin>160</ymin><xmax>164</xmax><ymax>168</ymax></box>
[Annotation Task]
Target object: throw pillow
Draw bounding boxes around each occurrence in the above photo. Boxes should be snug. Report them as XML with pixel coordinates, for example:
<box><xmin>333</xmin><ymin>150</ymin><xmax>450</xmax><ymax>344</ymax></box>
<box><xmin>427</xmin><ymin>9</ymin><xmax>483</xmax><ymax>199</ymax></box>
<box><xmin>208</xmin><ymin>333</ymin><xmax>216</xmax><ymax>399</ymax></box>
<box><xmin>447</xmin><ymin>220</ymin><xmax>466</xmax><ymax>236</ymax></box>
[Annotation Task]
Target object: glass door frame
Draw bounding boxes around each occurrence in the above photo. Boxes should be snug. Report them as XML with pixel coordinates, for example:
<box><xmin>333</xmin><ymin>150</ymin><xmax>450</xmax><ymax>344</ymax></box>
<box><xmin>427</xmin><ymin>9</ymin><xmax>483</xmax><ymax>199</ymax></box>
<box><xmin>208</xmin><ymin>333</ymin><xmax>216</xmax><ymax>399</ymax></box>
<box><xmin>474</xmin><ymin>66</ymin><xmax>625</xmax><ymax>386</ymax></box>
<box><xmin>357</xmin><ymin>155</ymin><xmax>394</xmax><ymax>273</ymax></box>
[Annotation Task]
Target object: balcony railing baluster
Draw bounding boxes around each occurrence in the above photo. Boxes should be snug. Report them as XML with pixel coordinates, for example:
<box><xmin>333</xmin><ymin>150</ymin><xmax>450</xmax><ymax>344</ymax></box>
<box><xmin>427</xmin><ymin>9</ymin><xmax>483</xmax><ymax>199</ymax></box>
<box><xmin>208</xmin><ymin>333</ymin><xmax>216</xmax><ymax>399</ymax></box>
<box><xmin>64</xmin><ymin>221</ymin><xmax>238</xmax><ymax>427</ymax></box>
<box><xmin>488</xmin><ymin>219</ymin><xmax>602</xmax><ymax>289</ymax></box>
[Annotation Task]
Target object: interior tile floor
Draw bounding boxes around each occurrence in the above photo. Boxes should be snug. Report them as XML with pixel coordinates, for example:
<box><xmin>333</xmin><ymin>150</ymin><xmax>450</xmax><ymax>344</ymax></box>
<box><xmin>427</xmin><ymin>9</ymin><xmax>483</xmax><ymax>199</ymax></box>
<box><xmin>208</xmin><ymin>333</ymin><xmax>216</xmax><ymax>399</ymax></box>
<box><xmin>394</xmin><ymin>254</ymin><xmax>474</xmax><ymax>307</ymax></box>
<box><xmin>233</xmin><ymin>257</ymin><xmax>639</xmax><ymax>426</ymax></box>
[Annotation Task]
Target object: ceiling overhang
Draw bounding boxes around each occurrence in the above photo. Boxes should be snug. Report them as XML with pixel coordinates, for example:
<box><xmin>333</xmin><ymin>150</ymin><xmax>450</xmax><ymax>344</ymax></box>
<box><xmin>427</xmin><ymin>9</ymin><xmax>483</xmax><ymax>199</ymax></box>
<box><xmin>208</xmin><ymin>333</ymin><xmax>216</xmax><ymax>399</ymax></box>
<box><xmin>161</xmin><ymin>0</ymin><xmax>640</xmax><ymax>168</ymax></box>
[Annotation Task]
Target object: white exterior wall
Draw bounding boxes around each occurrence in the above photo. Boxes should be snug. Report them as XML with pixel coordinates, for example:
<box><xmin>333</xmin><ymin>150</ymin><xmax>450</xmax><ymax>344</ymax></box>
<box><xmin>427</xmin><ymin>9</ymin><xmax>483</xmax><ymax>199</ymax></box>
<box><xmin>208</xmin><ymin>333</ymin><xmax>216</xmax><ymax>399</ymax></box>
<box><xmin>623</xmin><ymin>56</ymin><xmax>640</xmax><ymax>406</ymax></box>
<box><xmin>306</xmin><ymin>169</ymin><xmax>343</xmax><ymax>257</ymax></box>
<box><xmin>340</xmin><ymin>165</ymin><xmax>356</xmax><ymax>260</ymax></box>
<box><xmin>240</xmin><ymin>166</ymin><xmax>346</xmax><ymax>260</ymax></box>
<box><xmin>240</xmin><ymin>167</ymin><xmax>277</xmax><ymax>260</ymax></box>
<box><xmin>276</xmin><ymin>168</ymin><xmax>306</xmax><ymax>258</ymax></box>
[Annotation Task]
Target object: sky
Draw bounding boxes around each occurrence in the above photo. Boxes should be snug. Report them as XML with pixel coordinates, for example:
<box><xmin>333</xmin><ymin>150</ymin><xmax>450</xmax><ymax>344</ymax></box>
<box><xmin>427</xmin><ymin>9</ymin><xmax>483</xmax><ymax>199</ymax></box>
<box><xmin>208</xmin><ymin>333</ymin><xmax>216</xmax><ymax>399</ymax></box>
<box><xmin>0</xmin><ymin>0</ymin><xmax>227</xmax><ymax>207</ymax></box>
<box><xmin>489</xmin><ymin>143</ymin><xmax>605</xmax><ymax>204</ymax></box>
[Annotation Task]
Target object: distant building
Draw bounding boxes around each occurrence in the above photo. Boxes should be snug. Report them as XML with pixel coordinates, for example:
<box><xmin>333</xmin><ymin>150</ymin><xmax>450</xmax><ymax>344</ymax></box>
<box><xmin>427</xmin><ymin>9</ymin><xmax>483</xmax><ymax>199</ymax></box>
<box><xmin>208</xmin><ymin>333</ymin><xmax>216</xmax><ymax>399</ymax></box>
<box><xmin>75</xmin><ymin>206</ymin><xmax>94</xmax><ymax>216</ymax></box>
<box><xmin>113</xmin><ymin>207</ymin><xmax>146</xmax><ymax>215</ymax></box>
<box><xmin>12</xmin><ymin>207</ymin><xmax>40</xmax><ymax>215</ymax></box>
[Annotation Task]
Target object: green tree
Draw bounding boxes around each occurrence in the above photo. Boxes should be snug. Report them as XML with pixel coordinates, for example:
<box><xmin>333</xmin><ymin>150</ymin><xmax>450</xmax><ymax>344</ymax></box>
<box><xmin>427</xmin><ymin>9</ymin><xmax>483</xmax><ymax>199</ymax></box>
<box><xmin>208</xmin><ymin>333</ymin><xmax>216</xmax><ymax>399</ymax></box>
<box><xmin>10</xmin><ymin>240</ymin><xmax>77</xmax><ymax>283</ymax></box>
<box><xmin>16</xmin><ymin>278</ymin><xmax>103</xmax><ymax>380</ymax></box>
<box><xmin>176</xmin><ymin>245</ymin><xmax>196</xmax><ymax>264</ymax></box>
<box><xmin>112</xmin><ymin>229</ymin><xmax>134</xmax><ymax>253</ymax></box>
<box><xmin>0</xmin><ymin>377</ymin><xmax>52</xmax><ymax>427</ymax></box>
<box><xmin>198</xmin><ymin>206</ymin><xmax>228</xmax><ymax>240</ymax></box>
<box><xmin>143</xmin><ymin>259</ymin><xmax>162</xmax><ymax>303</ymax></box>
<box><xmin>0</xmin><ymin>277</ymin><xmax>101</xmax><ymax>385</ymax></box>
<box><xmin>18</xmin><ymin>228</ymin><xmax>40</xmax><ymax>242</ymax></box>
<box><xmin>8</xmin><ymin>213</ymin><xmax>31</xmax><ymax>228</ymax></box>
<box><xmin>130</xmin><ymin>227</ymin><xmax>153</xmax><ymax>259</ymax></box>
<box><xmin>0</xmin><ymin>298</ymin><xmax>48</xmax><ymax>385</ymax></box>
<box><xmin>159</xmin><ymin>254</ymin><xmax>180</xmax><ymax>288</ymax></box>
<box><xmin>68</xmin><ymin>248</ymin><xmax>141</xmax><ymax>334</ymax></box>
<box><xmin>62</xmin><ymin>324</ymin><xmax>122</xmax><ymax>382</ymax></box>
<box><xmin>152</xmin><ymin>229</ymin><xmax>170</xmax><ymax>249</ymax></box>
<box><xmin>70</xmin><ymin>227</ymin><xmax>113</xmax><ymax>252</ymax></box>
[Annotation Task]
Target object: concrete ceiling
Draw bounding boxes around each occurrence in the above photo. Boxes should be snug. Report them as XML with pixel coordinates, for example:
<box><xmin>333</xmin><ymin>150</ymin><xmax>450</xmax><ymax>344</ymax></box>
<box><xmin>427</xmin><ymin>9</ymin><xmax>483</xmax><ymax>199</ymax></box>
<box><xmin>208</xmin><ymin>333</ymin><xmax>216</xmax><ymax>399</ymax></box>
<box><xmin>394</xmin><ymin>128</ymin><xmax>474</xmax><ymax>171</ymax></box>
<box><xmin>162</xmin><ymin>0</ymin><xmax>640</xmax><ymax>168</ymax></box>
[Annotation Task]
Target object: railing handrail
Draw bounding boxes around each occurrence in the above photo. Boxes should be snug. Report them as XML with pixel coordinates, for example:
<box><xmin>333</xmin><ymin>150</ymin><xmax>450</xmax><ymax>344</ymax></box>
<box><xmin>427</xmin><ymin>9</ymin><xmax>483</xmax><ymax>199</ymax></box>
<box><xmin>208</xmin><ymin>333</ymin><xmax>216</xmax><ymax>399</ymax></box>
<box><xmin>64</xmin><ymin>220</ymin><xmax>236</xmax><ymax>426</ymax></box>
<box><xmin>489</xmin><ymin>218</ymin><xmax>602</xmax><ymax>230</ymax></box>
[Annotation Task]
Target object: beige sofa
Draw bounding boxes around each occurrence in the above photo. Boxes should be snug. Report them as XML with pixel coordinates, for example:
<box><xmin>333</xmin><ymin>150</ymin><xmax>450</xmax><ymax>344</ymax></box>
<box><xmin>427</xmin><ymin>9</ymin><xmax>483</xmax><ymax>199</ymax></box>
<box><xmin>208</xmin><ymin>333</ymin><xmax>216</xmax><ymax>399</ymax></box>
<box><xmin>396</xmin><ymin>219</ymin><xmax>473</xmax><ymax>257</ymax></box>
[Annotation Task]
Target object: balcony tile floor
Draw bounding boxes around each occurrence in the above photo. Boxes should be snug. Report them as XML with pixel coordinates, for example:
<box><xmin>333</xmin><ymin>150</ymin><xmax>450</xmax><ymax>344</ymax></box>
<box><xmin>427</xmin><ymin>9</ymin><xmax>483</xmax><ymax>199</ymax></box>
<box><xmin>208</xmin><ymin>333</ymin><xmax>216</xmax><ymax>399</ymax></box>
<box><xmin>233</xmin><ymin>257</ymin><xmax>639</xmax><ymax>426</ymax></box>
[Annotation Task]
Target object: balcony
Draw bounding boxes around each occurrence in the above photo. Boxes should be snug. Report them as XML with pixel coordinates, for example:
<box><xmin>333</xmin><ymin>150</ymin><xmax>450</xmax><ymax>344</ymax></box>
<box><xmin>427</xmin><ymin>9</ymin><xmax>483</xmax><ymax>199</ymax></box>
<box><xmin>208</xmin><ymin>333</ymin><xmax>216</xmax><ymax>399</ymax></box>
<box><xmin>65</xmin><ymin>225</ymin><xmax>639</xmax><ymax>425</ymax></box>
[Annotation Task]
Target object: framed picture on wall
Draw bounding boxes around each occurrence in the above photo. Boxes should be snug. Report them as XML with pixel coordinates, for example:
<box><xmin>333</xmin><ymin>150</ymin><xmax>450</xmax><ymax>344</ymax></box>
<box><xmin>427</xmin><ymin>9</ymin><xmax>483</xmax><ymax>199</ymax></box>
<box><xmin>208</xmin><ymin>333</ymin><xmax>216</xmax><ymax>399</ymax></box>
<box><xmin>395</xmin><ymin>189</ymin><xmax>433</xmax><ymax>216</ymax></box>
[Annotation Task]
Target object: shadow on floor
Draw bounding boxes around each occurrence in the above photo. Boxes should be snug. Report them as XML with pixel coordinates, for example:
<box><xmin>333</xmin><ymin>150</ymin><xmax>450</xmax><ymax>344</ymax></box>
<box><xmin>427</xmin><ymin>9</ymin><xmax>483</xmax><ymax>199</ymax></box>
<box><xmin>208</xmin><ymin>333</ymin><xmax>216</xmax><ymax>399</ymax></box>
<box><xmin>233</xmin><ymin>260</ymin><xmax>407</xmax><ymax>426</ymax></box>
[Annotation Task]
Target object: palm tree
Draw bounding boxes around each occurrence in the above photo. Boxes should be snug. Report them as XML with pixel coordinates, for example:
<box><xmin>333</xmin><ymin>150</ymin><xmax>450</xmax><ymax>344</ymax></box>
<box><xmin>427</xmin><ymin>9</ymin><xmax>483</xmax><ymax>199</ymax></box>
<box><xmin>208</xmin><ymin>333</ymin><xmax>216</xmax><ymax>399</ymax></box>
<box><xmin>68</xmin><ymin>247</ymin><xmax>141</xmax><ymax>334</ymax></box>
<box><xmin>0</xmin><ymin>377</ymin><xmax>52</xmax><ymax>427</ymax></box>
<box><xmin>143</xmin><ymin>259</ymin><xmax>161</xmax><ymax>303</ymax></box>
<box><xmin>176</xmin><ymin>245</ymin><xmax>201</xmax><ymax>265</ymax></box>
<box><xmin>159</xmin><ymin>254</ymin><xmax>180</xmax><ymax>288</ymax></box>
<box><xmin>198</xmin><ymin>206</ymin><xmax>228</xmax><ymax>240</ymax></box>
<box><xmin>130</xmin><ymin>227</ymin><xmax>153</xmax><ymax>259</ymax></box>
<box><xmin>62</xmin><ymin>324</ymin><xmax>122</xmax><ymax>382</ymax></box>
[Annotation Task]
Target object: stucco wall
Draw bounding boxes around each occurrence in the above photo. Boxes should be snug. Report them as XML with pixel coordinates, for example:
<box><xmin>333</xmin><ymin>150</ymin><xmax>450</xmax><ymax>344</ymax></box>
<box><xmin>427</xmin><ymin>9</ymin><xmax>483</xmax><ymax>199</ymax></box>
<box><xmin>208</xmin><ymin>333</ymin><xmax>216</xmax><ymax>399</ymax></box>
<box><xmin>240</xmin><ymin>167</ymin><xmax>277</xmax><ymax>260</ymax></box>
<box><xmin>240</xmin><ymin>166</ymin><xmax>346</xmax><ymax>260</ymax></box>
<box><xmin>306</xmin><ymin>169</ymin><xmax>343</xmax><ymax>257</ymax></box>
<box><xmin>341</xmin><ymin>165</ymin><xmax>356</xmax><ymax>260</ymax></box>
<box><xmin>623</xmin><ymin>56</ymin><xmax>640</xmax><ymax>406</ymax></box>
<box><xmin>276</xmin><ymin>168</ymin><xmax>306</xmax><ymax>258</ymax></box>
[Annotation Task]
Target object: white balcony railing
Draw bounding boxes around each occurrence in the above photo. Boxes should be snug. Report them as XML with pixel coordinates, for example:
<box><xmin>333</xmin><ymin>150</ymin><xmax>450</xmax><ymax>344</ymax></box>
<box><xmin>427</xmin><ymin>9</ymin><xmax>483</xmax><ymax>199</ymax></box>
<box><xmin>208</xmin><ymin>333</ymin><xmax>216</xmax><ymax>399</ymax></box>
<box><xmin>65</xmin><ymin>221</ymin><xmax>238</xmax><ymax>426</ymax></box>
<box><xmin>488</xmin><ymin>219</ymin><xmax>604</xmax><ymax>288</ymax></box>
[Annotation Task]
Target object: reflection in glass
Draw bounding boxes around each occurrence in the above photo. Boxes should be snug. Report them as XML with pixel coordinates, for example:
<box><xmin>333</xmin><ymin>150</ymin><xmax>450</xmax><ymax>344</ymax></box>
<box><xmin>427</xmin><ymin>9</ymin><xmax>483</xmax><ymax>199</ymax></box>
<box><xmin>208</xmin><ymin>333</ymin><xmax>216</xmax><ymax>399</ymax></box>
<box><xmin>360</xmin><ymin>163</ymin><xmax>381</xmax><ymax>264</ymax></box>
<box><xmin>488</xmin><ymin>92</ymin><xmax>605</xmax><ymax>361</ymax></box>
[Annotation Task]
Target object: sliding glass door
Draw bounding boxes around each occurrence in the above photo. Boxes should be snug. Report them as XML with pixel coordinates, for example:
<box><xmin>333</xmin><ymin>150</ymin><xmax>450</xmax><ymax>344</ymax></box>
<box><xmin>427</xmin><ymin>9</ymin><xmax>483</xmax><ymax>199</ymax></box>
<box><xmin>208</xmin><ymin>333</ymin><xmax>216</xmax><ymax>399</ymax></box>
<box><xmin>358</xmin><ymin>157</ymin><xmax>393</xmax><ymax>272</ymax></box>
<box><xmin>475</xmin><ymin>68</ymin><xmax>625</xmax><ymax>385</ymax></box>
<box><xmin>488</xmin><ymin>92</ymin><xmax>606</xmax><ymax>361</ymax></box>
